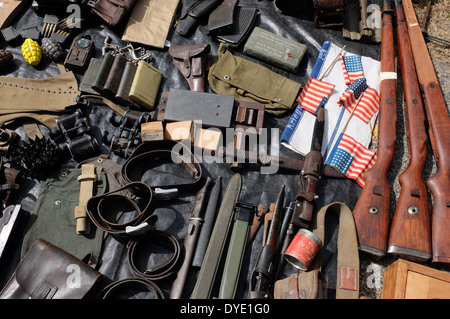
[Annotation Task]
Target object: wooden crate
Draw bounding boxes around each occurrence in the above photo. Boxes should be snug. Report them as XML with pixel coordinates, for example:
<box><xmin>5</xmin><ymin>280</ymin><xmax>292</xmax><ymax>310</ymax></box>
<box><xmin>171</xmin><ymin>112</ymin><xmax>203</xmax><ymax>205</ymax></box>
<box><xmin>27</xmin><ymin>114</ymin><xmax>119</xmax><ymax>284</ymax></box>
<box><xmin>382</xmin><ymin>259</ymin><xmax>450</xmax><ymax>299</ymax></box>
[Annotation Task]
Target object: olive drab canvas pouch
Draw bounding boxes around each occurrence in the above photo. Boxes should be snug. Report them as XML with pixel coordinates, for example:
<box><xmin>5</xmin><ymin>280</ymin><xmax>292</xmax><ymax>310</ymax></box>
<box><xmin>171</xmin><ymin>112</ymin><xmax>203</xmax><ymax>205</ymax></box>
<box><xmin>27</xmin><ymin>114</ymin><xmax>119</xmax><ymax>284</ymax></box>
<box><xmin>208</xmin><ymin>43</ymin><xmax>302</xmax><ymax>116</ymax></box>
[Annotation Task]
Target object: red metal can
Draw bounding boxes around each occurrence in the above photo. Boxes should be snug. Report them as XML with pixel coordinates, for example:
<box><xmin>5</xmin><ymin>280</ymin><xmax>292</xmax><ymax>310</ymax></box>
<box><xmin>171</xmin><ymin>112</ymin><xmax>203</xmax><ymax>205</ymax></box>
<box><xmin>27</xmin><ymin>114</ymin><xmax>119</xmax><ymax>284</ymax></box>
<box><xmin>284</xmin><ymin>228</ymin><xmax>322</xmax><ymax>270</ymax></box>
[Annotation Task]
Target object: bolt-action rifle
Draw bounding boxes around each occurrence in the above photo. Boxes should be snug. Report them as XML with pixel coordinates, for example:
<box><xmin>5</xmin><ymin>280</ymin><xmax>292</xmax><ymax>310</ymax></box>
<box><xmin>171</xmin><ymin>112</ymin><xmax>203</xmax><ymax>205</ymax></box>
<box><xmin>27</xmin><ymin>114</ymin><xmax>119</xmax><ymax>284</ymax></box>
<box><xmin>386</xmin><ymin>0</ymin><xmax>431</xmax><ymax>263</ymax></box>
<box><xmin>352</xmin><ymin>0</ymin><xmax>397</xmax><ymax>258</ymax></box>
<box><xmin>402</xmin><ymin>0</ymin><xmax>450</xmax><ymax>266</ymax></box>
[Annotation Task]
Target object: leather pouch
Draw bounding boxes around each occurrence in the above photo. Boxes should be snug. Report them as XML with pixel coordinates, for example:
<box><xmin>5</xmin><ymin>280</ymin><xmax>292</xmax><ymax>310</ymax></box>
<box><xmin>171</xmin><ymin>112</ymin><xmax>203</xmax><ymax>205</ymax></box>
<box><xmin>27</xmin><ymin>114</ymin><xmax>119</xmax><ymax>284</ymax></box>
<box><xmin>169</xmin><ymin>43</ymin><xmax>210</xmax><ymax>92</ymax></box>
<box><xmin>273</xmin><ymin>269</ymin><xmax>327</xmax><ymax>299</ymax></box>
<box><xmin>0</xmin><ymin>239</ymin><xmax>102</xmax><ymax>299</ymax></box>
<box><xmin>87</xmin><ymin>0</ymin><xmax>135</xmax><ymax>27</ymax></box>
<box><xmin>128</xmin><ymin>60</ymin><xmax>162</xmax><ymax>110</ymax></box>
<box><xmin>208</xmin><ymin>43</ymin><xmax>302</xmax><ymax>116</ymax></box>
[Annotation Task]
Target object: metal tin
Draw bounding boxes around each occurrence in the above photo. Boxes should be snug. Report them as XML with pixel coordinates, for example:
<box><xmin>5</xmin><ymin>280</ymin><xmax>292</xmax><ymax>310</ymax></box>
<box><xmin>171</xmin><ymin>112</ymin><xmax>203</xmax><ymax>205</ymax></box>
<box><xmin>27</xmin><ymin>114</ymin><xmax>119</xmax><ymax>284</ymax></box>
<box><xmin>284</xmin><ymin>228</ymin><xmax>322</xmax><ymax>270</ymax></box>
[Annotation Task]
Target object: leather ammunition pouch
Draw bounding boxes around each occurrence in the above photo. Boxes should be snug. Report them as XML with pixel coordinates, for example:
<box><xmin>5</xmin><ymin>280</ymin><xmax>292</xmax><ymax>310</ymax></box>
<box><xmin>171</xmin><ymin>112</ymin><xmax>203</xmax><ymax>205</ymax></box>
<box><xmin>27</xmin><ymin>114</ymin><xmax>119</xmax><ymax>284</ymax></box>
<box><xmin>0</xmin><ymin>239</ymin><xmax>102</xmax><ymax>299</ymax></box>
<box><xmin>208</xmin><ymin>43</ymin><xmax>302</xmax><ymax>116</ymax></box>
<box><xmin>169</xmin><ymin>43</ymin><xmax>210</xmax><ymax>92</ymax></box>
<box><xmin>87</xmin><ymin>0</ymin><xmax>135</xmax><ymax>27</ymax></box>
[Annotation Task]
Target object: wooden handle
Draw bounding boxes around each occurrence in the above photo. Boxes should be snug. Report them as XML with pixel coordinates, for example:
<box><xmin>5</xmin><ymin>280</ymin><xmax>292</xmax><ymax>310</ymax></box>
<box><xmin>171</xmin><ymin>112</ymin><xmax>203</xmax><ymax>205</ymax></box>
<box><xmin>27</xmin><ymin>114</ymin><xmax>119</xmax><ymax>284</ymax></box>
<box><xmin>387</xmin><ymin>1</ymin><xmax>431</xmax><ymax>262</ymax></box>
<box><xmin>352</xmin><ymin>2</ymin><xmax>397</xmax><ymax>258</ymax></box>
<box><xmin>402</xmin><ymin>0</ymin><xmax>450</xmax><ymax>266</ymax></box>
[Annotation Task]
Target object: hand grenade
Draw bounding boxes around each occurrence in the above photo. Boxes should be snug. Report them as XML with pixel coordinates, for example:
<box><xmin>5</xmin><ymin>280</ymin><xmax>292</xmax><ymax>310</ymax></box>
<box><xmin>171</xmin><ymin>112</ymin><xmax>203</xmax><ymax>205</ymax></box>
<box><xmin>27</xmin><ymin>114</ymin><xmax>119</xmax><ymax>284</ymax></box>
<box><xmin>0</xmin><ymin>49</ymin><xmax>13</xmax><ymax>69</ymax></box>
<box><xmin>21</xmin><ymin>38</ymin><xmax>42</xmax><ymax>66</ymax></box>
<box><xmin>41</xmin><ymin>37</ymin><xmax>65</xmax><ymax>62</ymax></box>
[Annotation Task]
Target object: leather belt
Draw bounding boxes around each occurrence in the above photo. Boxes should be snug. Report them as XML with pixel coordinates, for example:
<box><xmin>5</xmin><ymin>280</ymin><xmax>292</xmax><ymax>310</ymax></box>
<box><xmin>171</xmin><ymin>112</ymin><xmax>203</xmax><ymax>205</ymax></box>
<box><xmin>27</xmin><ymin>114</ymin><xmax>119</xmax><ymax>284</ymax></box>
<box><xmin>127</xmin><ymin>230</ymin><xmax>181</xmax><ymax>281</ymax></box>
<box><xmin>97</xmin><ymin>277</ymin><xmax>165</xmax><ymax>299</ymax></box>
<box><xmin>122</xmin><ymin>140</ymin><xmax>202</xmax><ymax>192</ymax></box>
<box><xmin>86</xmin><ymin>181</ymin><xmax>158</xmax><ymax>237</ymax></box>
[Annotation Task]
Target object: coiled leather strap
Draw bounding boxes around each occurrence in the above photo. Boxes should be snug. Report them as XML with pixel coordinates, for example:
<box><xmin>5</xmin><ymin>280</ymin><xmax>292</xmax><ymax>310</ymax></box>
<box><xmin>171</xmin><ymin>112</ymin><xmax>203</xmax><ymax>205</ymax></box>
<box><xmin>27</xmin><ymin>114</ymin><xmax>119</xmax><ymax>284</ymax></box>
<box><xmin>127</xmin><ymin>230</ymin><xmax>181</xmax><ymax>281</ymax></box>
<box><xmin>121</xmin><ymin>140</ymin><xmax>202</xmax><ymax>191</ymax></box>
<box><xmin>86</xmin><ymin>181</ymin><xmax>158</xmax><ymax>236</ymax></box>
<box><xmin>97</xmin><ymin>277</ymin><xmax>165</xmax><ymax>299</ymax></box>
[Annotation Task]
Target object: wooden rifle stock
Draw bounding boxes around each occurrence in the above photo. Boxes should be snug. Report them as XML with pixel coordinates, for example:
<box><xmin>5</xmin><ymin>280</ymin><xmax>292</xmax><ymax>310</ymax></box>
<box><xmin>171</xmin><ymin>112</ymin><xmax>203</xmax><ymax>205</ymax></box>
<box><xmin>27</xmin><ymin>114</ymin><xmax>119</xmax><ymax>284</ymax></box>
<box><xmin>402</xmin><ymin>0</ymin><xmax>450</xmax><ymax>266</ymax></box>
<box><xmin>387</xmin><ymin>0</ymin><xmax>431</xmax><ymax>262</ymax></box>
<box><xmin>352</xmin><ymin>0</ymin><xmax>397</xmax><ymax>258</ymax></box>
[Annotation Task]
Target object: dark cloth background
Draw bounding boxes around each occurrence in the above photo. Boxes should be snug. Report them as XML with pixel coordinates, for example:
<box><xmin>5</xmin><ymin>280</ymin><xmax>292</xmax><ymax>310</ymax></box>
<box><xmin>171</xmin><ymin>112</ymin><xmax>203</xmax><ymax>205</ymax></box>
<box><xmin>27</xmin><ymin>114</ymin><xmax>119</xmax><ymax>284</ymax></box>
<box><xmin>0</xmin><ymin>0</ymin><xmax>394</xmax><ymax>300</ymax></box>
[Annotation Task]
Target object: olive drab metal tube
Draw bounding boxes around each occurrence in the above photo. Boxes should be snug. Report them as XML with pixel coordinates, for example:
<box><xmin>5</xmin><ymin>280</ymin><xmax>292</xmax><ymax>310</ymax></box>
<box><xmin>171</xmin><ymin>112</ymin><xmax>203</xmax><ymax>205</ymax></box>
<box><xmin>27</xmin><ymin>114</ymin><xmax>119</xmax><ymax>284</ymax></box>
<box><xmin>402</xmin><ymin>0</ymin><xmax>450</xmax><ymax>267</ymax></box>
<box><xmin>387</xmin><ymin>0</ymin><xmax>432</xmax><ymax>263</ymax></box>
<box><xmin>352</xmin><ymin>0</ymin><xmax>397</xmax><ymax>258</ymax></box>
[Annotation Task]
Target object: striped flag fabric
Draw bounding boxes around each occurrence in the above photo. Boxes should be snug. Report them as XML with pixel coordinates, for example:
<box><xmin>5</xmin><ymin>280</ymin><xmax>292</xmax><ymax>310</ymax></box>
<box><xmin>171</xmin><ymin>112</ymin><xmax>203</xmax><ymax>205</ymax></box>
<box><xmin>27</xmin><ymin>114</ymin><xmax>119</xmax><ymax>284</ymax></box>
<box><xmin>337</xmin><ymin>77</ymin><xmax>368</xmax><ymax>109</ymax></box>
<box><xmin>349</xmin><ymin>86</ymin><xmax>380</xmax><ymax>123</ymax></box>
<box><xmin>297</xmin><ymin>76</ymin><xmax>335</xmax><ymax>115</ymax></box>
<box><xmin>325</xmin><ymin>132</ymin><xmax>377</xmax><ymax>187</ymax></box>
<box><xmin>340</xmin><ymin>54</ymin><xmax>365</xmax><ymax>85</ymax></box>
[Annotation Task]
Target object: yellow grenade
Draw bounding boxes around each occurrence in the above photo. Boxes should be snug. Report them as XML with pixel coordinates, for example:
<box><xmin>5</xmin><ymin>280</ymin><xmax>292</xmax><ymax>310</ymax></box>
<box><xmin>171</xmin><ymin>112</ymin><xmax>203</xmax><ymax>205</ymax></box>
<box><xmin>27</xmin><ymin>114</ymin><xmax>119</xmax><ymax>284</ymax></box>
<box><xmin>21</xmin><ymin>38</ymin><xmax>42</xmax><ymax>66</ymax></box>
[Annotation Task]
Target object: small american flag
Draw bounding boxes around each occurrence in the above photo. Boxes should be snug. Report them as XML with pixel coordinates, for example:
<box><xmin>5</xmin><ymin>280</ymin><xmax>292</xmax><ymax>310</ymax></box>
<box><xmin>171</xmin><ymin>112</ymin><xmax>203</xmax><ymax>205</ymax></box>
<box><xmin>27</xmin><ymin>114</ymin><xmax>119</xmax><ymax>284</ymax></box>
<box><xmin>297</xmin><ymin>76</ymin><xmax>335</xmax><ymax>115</ymax></box>
<box><xmin>325</xmin><ymin>132</ymin><xmax>377</xmax><ymax>187</ymax></box>
<box><xmin>337</xmin><ymin>78</ymin><xmax>368</xmax><ymax>109</ymax></box>
<box><xmin>340</xmin><ymin>54</ymin><xmax>365</xmax><ymax>85</ymax></box>
<box><xmin>350</xmin><ymin>86</ymin><xmax>380</xmax><ymax>123</ymax></box>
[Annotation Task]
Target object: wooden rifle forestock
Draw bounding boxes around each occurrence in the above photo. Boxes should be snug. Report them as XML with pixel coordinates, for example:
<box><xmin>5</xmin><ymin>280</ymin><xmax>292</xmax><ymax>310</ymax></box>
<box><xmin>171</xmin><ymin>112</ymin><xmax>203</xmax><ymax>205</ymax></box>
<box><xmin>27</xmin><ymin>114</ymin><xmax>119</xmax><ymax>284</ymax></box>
<box><xmin>402</xmin><ymin>0</ymin><xmax>450</xmax><ymax>266</ymax></box>
<box><xmin>352</xmin><ymin>0</ymin><xmax>397</xmax><ymax>258</ymax></box>
<box><xmin>387</xmin><ymin>0</ymin><xmax>431</xmax><ymax>262</ymax></box>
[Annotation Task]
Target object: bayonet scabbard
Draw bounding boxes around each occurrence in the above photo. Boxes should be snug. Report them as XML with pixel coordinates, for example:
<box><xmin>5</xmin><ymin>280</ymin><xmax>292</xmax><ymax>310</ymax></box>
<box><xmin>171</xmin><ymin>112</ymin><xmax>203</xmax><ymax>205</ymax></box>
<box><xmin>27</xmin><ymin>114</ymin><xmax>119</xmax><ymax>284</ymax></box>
<box><xmin>191</xmin><ymin>174</ymin><xmax>242</xmax><ymax>299</ymax></box>
<box><xmin>170</xmin><ymin>177</ymin><xmax>212</xmax><ymax>299</ymax></box>
<box><xmin>218</xmin><ymin>201</ymin><xmax>255</xmax><ymax>299</ymax></box>
<box><xmin>192</xmin><ymin>176</ymin><xmax>221</xmax><ymax>268</ymax></box>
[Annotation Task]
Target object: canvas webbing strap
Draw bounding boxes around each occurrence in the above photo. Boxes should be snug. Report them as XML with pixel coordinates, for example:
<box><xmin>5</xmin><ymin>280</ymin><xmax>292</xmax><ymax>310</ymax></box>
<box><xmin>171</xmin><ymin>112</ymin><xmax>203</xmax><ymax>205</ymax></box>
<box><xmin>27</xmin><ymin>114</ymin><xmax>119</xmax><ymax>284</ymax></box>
<box><xmin>75</xmin><ymin>164</ymin><xmax>99</xmax><ymax>234</ymax></box>
<box><xmin>310</xmin><ymin>202</ymin><xmax>360</xmax><ymax>299</ymax></box>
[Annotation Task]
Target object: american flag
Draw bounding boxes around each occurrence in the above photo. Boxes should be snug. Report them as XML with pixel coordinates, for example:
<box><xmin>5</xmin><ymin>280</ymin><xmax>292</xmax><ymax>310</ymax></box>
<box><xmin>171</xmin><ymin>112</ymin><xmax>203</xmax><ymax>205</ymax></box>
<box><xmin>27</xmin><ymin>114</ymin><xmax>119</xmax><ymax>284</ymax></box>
<box><xmin>325</xmin><ymin>132</ymin><xmax>377</xmax><ymax>187</ymax></box>
<box><xmin>297</xmin><ymin>76</ymin><xmax>335</xmax><ymax>115</ymax></box>
<box><xmin>340</xmin><ymin>54</ymin><xmax>365</xmax><ymax>85</ymax></box>
<box><xmin>349</xmin><ymin>86</ymin><xmax>380</xmax><ymax>123</ymax></box>
<box><xmin>337</xmin><ymin>77</ymin><xmax>368</xmax><ymax>109</ymax></box>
